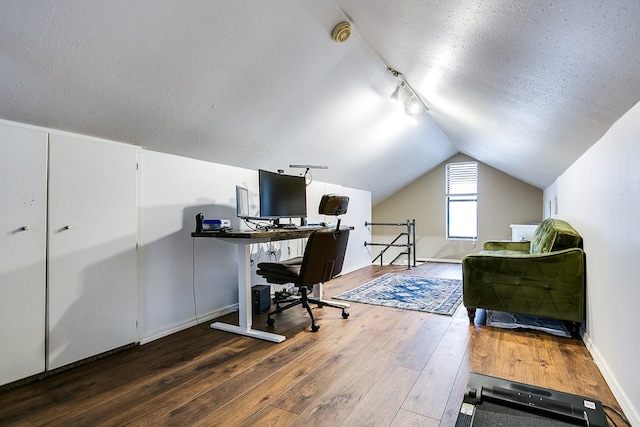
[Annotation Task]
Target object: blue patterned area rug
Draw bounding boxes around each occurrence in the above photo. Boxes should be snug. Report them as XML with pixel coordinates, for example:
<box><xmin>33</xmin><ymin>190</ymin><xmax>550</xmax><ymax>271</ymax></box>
<box><xmin>333</xmin><ymin>273</ymin><xmax>463</xmax><ymax>315</ymax></box>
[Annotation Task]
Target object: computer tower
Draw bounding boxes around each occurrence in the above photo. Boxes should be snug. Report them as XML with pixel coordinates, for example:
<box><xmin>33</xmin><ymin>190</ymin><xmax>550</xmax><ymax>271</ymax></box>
<box><xmin>251</xmin><ymin>285</ymin><xmax>271</xmax><ymax>314</ymax></box>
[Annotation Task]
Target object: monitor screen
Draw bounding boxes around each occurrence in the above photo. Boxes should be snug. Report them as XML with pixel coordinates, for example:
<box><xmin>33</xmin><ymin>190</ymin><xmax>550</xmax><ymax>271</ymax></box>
<box><xmin>258</xmin><ymin>169</ymin><xmax>307</xmax><ymax>219</ymax></box>
<box><xmin>235</xmin><ymin>185</ymin><xmax>251</xmax><ymax>218</ymax></box>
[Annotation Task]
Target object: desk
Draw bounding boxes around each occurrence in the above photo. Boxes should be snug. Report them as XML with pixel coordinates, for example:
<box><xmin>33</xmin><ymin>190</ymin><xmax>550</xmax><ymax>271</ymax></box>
<box><xmin>192</xmin><ymin>226</ymin><xmax>324</xmax><ymax>343</ymax></box>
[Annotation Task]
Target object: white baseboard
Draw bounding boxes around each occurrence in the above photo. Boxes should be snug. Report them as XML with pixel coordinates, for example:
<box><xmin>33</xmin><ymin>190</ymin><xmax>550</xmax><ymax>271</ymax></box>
<box><xmin>417</xmin><ymin>257</ymin><xmax>462</xmax><ymax>264</ymax></box>
<box><xmin>582</xmin><ymin>331</ymin><xmax>639</xmax><ymax>426</ymax></box>
<box><xmin>140</xmin><ymin>261</ymin><xmax>370</xmax><ymax>345</ymax></box>
<box><xmin>371</xmin><ymin>258</ymin><xmax>462</xmax><ymax>267</ymax></box>
<box><xmin>139</xmin><ymin>304</ymin><xmax>238</xmax><ymax>345</ymax></box>
<box><xmin>343</xmin><ymin>262</ymin><xmax>373</xmax><ymax>275</ymax></box>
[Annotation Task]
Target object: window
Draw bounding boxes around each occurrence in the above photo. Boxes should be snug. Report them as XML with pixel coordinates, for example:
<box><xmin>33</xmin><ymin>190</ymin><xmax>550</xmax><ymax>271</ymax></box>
<box><xmin>446</xmin><ymin>161</ymin><xmax>478</xmax><ymax>239</ymax></box>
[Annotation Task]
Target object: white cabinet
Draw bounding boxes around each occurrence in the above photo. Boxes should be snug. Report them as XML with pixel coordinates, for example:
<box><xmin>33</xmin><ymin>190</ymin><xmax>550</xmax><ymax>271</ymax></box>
<box><xmin>47</xmin><ymin>134</ymin><xmax>139</xmax><ymax>370</ymax></box>
<box><xmin>0</xmin><ymin>124</ymin><xmax>47</xmax><ymax>385</ymax></box>
<box><xmin>1</xmin><ymin>125</ymin><xmax>139</xmax><ymax>383</ymax></box>
<box><xmin>510</xmin><ymin>224</ymin><xmax>540</xmax><ymax>242</ymax></box>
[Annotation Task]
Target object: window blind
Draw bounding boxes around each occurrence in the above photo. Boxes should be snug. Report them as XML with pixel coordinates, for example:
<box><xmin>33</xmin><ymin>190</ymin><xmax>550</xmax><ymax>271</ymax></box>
<box><xmin>446</xmin><ymin>161</ymin><xmax>478</xmax><ymax>195</ymax></box>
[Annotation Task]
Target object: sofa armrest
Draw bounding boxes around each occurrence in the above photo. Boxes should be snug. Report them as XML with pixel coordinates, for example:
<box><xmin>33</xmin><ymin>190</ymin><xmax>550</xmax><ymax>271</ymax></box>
<box><xmin>462</xmin><ymin>248</ymin><xmax>585</xmax><ymax>322</ymax></box>
<box><xmin>482</xmin><ymin>240</ymin><xmax>531</xmax><ymax>252</ymax></box>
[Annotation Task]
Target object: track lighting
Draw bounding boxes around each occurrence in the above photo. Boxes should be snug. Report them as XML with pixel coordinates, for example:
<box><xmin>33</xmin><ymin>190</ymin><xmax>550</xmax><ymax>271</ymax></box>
<box><xmin>390</xmin><ymin>81</ymin><xmax>414</xmax><ymax>106</ymax></box>
<box><xmin>328</xmin><ymin>19</ymin><xmax>429</xmax><ymax>116</ymax></box>
<box><xmin>328</xmin><ymin>18</ymin><xmax>429</xmax><ymax>117</ymax></box>
<box><xmin>390</xmin><ymin>83</ymin><xmax>402</xmax><ymax>102</ymax></box>
<box><xmin>404</xmin><ymin>96</ymin><xmax>422</xmax><ymax>116</ymax></box>
<box><xmin>388</xmin><ymin>68</ymin><xmax>429</xmax><ymax>116</ymax></box>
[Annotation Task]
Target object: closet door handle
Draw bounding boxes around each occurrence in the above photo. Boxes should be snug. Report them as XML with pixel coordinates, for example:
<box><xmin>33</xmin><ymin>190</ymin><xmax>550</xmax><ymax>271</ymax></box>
<box><xmin>11</xmin><ymin>225</ymin><xmax>30</xmax><ymax>234</ymax></box>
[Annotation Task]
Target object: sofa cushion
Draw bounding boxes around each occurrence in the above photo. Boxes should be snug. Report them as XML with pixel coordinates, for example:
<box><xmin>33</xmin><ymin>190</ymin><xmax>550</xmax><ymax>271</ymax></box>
<box><xmin>479</xmin><ymin>250</ymin><xmax>530</xmax><ymax>256</ymax></box>
<box><xmin>482</xmin><ymin>240</ymin><xmax>530</xmax><ymax>253</ymax></box>
<box><xmin>530</xmin><ymin>218</ymin><xmax>582</xmax><ymax>254</ymax></box>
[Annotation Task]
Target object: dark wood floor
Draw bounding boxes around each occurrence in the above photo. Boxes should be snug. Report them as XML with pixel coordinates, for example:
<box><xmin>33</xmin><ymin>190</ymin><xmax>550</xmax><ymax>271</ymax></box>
<box><xmin>0</xmin><ymin>263</ymin><xmax>626</xmax><ymax>426</ymax></box>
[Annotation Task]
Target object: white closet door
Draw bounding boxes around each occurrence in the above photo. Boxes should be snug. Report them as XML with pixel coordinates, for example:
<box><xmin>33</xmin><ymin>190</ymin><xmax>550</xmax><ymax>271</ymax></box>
<box><xmin>48</xmin><ymin>134</ymin><xmax>138</xmax><ymax>370</ymax></box>
<box><xmin>0</xmin><ymin>124</ymin><xmax>47</xmax><ymax>385</ymax></box>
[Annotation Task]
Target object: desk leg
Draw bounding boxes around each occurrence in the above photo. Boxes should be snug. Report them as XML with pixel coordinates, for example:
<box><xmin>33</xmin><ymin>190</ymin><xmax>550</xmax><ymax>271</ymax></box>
<box><xmin>313</xmin><ymin>284</ymin><xmax>350</xmax><ymax>308</ymax></box>
<box><xmin>210</xmin><ymin>244</ymin><xmax>286</xmax><ymax>343</ymax></box>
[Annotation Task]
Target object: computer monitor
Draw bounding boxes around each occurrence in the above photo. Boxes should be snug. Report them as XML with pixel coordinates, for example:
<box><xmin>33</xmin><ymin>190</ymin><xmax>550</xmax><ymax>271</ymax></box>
<box><xmin>258</xmin><ymin>169</ymin><xmax>307</xmax><ymax>220</ymax></box>
<box><xmin>235</xmin><ymin>185</ymin><xmax>251</xmax><ymax>218</ymax></box>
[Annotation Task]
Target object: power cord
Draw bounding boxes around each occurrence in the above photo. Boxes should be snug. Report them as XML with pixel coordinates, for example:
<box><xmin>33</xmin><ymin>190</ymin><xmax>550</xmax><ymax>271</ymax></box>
<box><xmin>250</xmin><ymin>244</ymin><xmax>263</xmax><ymax>267</ymax></box>
<box><xmin>603</xmin><ymin>404</ymin><xmax>630</xmax><ymax>426</ymax></box>
<box><xmin>265</xmin><ymin>241</ymin><xmax>280</xmax><ymax>261</ymax></box>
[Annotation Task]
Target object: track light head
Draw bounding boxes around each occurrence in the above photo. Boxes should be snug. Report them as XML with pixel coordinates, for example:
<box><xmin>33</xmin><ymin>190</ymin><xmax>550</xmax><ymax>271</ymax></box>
<box><xmin>387</xmin><ymin>68</ymin><xmax>429</xmax><ymax>115</ymax></box>
<box><xmin>404</xmin><ymin>97</ymin><xmax>421</xmax><ymax>116</ymax></box>
<box><xmin>390</xmin><ymin>84</ymin><xmax>402</xmax><ymax>102</ymax></box>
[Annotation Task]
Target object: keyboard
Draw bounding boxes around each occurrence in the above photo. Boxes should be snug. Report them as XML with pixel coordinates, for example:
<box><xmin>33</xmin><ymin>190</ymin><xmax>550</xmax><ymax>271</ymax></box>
<box><xmin>280</xmin><ymin>224</ymin><xmax>298</xmax><ymax>229</ymax></box>
<box><xmin>266</xmin><ymin>224</ymin><xmax>298</xmax><ymax>230</ymax></box>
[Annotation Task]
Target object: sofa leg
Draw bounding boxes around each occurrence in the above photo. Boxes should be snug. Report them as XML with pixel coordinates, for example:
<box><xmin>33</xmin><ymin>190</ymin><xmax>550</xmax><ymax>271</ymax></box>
<box><xmin>466</xmin><ymin>308</ymin><xmax>476</xmax><ymax>324</ymax></box>
<box><xmin>568</xmin><ymin>321</ymin><xmax>581</xmax><ymax>337</ymax></box>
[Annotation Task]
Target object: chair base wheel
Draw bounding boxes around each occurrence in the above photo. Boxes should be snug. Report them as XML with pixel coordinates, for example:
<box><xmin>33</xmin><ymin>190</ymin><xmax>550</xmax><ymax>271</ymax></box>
<box><xmin>267</xmin><ymin>317</ymin><xmax>275</xmax><ymax>326</ymax></box>
<box><xmin>311</xmin><ymin>323</ymin><xmax>320</xmax><ymax>332</ymax></box>
<box><xmin>342</xmin><ymin>310</ymin><xmax>349</xmax><ymax>319</ymax></box>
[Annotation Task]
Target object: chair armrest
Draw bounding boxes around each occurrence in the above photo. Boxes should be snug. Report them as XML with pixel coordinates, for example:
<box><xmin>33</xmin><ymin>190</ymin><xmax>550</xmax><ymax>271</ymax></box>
<box><xmin>482</xmin><ymin>240</ymin><xmax>530</xmax><ymax>252</ymax></box>
<box><xmin>257</xmin><ymin>257</ymin><xmax>303</xmax><ymax>271</ymax></box>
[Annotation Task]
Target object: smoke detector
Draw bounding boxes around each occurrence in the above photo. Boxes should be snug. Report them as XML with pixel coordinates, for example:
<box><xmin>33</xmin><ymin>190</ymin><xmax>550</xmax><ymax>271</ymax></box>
<box><xmin>332</xmin><ymin>22</ymin><xmax>351</xmax><ymax>43</ymax></box>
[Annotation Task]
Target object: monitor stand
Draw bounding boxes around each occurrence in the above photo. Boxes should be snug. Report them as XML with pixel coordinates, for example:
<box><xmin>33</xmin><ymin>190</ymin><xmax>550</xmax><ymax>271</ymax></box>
<box><xmin>269</xmin><ymin>218</ymin><xmax>303</xmax><ymax>229</ymax></box>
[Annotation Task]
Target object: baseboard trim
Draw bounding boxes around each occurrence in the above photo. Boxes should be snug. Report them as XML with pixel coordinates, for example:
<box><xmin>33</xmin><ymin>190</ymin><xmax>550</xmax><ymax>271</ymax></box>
<box><xmin>139</xmin><ymin>304</ymin><xmax>239</xmax><ymax>345</ymax></box>
<box><xmin>582</xmin><ymin>331</ymin><xmax>639</xmax><ymax>426</ymax></box>
<box><xmin>1</xmin><ymin>342</ymin><xmax>138</xmax><ymax>391</ymax></box>
<box><xmin>343</xmin><ymin>262</ymin><xmax>373</xmax><ymax>275</ymax></box>
<box><xmin>417</xmin><ymin>257</ymin><xmax>462</xmax><ymax>264</ymax></box>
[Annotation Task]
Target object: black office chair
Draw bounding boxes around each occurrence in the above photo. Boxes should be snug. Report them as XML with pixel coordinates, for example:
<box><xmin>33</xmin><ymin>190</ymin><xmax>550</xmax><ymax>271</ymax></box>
<box><xmin>256</xmin><ymin>195</ymin><xmax>350</xmax><ymax>332</ymax></box>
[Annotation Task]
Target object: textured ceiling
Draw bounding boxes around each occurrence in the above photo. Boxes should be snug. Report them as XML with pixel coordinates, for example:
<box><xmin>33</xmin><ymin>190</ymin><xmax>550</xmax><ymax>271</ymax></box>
<box><xmin>1</xmin><ymin>1</ymin><xmax>640</xmax><ymax>204</ymax></box>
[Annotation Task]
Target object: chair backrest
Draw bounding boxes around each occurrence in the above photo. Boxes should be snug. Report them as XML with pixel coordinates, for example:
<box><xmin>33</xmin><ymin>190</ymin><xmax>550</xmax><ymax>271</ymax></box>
<box><xmin>298</xmin><ymin>227</ymin><xmax>350</xmax><ymax>286</ymax></box>
<box><xmin>318</xmin><ymin>194</ymin><xmax>349</xmax><ymax>216</ymax></box>
<box><xmin>318</xmin><ymin>193</ymin><xmax>349</xmax><ymax>233</ymax></box>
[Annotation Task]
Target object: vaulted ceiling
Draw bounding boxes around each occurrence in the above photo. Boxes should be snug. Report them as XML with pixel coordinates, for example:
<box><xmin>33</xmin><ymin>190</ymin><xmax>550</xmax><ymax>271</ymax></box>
<box><xmin>2</xmin><ymin>1</ymin><xmax>640</xmax><ymax>204</ymax></box>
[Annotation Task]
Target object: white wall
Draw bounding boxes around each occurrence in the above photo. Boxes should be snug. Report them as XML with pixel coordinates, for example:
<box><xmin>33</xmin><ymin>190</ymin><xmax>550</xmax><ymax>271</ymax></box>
<box><xmin>140</xmin><ymin>150</ymin><xmax>372</xmax><ymax>343</ymax></box>
<box><xmin>139</xmin><ymin>151</ymin><xmax>252</xmax><ymax>342</ymax></box>
<box><xmin>544</xmin><ymin>101</ymin><xmax>640</xmax><ymax>426</ymax></box>
<box><xmin>338</xmin><ymin>187</ymin><xmax>373</xmax><ymax>269</ymax></box>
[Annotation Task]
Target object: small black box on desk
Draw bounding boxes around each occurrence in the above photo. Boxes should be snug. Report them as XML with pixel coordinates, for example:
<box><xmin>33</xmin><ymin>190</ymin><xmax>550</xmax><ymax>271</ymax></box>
<box><xmin>251</xmin><ymin>285</ymin><xmax>271</xmax><ymax>314</ymax></box>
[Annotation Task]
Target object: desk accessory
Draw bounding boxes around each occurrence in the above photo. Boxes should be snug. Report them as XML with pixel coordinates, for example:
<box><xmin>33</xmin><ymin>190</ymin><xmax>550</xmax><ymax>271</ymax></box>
<box><xmin>195</xmin><ymin>213</ymin><xmax>231</xmax><ymax>233</ymax></box>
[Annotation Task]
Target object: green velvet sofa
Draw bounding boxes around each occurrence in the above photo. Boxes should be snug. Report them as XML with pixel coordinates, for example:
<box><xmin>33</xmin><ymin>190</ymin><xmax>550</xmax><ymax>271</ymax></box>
<box><xmin>462</xmin><ymin>218</ymin><xmax>585</xmax><ymax>331</ymax></box>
